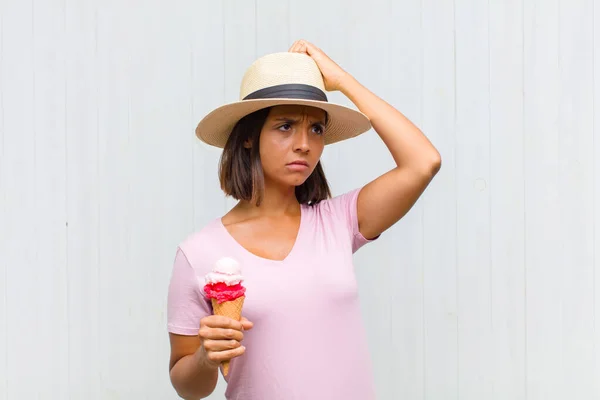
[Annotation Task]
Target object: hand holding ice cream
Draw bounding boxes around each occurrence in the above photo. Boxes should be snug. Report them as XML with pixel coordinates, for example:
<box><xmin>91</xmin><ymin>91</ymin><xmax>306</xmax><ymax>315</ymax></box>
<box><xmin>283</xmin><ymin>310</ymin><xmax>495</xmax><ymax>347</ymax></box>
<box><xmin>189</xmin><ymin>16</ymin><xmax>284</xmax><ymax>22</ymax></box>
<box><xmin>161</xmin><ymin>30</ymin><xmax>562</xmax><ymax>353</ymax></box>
<box><xmin>198</xmin><ymin>257</ymin><xmax>249</xmax><ymax>376</ymax></box>
<box><xmin>197</xmin><ymin>315</ymin><xmax>253</xmax><ymax>375</ymax></box>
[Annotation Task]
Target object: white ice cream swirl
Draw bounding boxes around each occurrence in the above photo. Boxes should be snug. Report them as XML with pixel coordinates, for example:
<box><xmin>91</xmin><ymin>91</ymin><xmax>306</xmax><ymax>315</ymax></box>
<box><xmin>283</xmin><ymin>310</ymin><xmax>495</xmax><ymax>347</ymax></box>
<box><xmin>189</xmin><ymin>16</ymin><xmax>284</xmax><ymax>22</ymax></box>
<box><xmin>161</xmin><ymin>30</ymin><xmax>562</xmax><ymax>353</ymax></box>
<box><xmin>204</xmin><ymin>257</ymin><xmax>244</xmax><ymax>286</ymax></box>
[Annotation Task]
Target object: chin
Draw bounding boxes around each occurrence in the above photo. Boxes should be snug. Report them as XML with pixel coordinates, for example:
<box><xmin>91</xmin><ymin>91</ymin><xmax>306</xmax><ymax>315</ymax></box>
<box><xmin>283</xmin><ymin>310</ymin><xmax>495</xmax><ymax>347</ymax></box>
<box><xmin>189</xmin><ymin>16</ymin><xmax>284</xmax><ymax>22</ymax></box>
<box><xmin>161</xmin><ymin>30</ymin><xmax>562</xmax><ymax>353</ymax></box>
<box><xmin>288</xmin><ymin>177</ymin><xmax>309</xmax><ymax>187</ymax></box>
<box><xmin>265</xmin><ymin>169</ymin><xmax>313</xmax><ymax>188</ymax></box>
<box><xmin>277</xmin><ymin>174</ymin><xmax>310</xmax><ymax>188</ymax></box>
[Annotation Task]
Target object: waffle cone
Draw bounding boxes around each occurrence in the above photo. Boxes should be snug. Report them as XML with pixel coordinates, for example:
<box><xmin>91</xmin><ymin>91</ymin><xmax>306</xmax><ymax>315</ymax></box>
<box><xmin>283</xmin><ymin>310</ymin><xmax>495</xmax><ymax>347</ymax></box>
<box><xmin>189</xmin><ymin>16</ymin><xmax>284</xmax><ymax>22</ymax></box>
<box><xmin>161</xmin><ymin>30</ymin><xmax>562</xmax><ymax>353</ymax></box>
<box><xmin>211</xmin><ymin>296</ymin><xmax>245</xmax><ymax>375</ymax></box>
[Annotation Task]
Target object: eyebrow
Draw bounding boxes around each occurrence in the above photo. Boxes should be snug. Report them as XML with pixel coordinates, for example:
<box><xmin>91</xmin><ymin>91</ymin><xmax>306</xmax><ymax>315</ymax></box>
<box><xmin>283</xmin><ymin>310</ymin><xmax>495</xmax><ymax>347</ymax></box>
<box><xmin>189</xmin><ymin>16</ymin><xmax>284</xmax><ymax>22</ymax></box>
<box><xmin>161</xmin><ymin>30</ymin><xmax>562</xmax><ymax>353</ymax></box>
<box><xmin>273</xmin><ymin>116</ymin><xmax>326</xmax><ymax>124</ymax></box>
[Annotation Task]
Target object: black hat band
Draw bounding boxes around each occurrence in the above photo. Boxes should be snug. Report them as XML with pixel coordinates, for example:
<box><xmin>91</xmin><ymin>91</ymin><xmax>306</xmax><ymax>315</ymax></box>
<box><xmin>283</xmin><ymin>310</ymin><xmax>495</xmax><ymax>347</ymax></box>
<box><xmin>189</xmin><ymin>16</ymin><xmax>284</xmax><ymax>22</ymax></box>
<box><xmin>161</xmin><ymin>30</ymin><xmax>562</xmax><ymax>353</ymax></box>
<box><xmin>243</xmin><ymin>83</ymin><xmax>328</xmax><ymax>102</ymax></box>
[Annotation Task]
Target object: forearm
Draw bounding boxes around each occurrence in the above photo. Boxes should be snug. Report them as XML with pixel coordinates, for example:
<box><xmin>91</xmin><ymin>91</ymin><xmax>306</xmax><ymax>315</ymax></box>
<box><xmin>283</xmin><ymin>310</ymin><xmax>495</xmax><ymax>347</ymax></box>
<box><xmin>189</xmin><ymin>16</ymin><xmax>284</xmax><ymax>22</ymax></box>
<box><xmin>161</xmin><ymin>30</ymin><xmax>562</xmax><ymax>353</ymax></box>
<box><xmin>339</xmin><ymin>74</ymin><xmax>441</xmax><ymax>172</ymax></box>
<box><xmin>170</xmin><ymin>351</ymin><xmax>219</xmax><ymax>400</ymax></box>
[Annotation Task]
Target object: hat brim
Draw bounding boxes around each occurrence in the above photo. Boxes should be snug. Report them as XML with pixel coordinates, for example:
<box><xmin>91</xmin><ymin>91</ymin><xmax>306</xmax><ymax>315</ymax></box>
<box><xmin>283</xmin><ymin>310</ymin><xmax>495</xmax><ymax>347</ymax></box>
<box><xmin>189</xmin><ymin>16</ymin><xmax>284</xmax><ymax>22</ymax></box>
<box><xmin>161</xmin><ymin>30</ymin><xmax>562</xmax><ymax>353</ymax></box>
<box><xmin>195</xmin><ymin>98</ymin><xmax>372</xmax><ymax>148</ymax></box>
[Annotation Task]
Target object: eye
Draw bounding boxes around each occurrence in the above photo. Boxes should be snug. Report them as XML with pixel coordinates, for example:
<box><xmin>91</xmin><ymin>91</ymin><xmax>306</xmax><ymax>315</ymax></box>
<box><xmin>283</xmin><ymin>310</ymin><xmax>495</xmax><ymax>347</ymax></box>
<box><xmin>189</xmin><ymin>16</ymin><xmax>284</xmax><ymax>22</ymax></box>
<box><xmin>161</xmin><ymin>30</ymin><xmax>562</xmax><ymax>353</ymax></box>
<box><xmin>278</xmin><ymin>123</ymin><xmax>292</xmax><ymax>132</ymax></box>
<box><xmin>312</xmin><ymin>124</ymin><xmax>325</xmax><ymax>135</ymax></box>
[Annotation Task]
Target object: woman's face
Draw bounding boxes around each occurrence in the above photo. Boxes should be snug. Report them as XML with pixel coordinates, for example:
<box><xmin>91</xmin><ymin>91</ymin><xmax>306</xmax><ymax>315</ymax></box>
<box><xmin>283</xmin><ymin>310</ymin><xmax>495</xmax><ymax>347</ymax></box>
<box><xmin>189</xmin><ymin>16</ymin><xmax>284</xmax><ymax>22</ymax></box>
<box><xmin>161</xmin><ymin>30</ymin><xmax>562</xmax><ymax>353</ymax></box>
<box><xmin>256</xmin><ymin>105</ymin><xmax>327</xmax><ymax>189</ymax></box>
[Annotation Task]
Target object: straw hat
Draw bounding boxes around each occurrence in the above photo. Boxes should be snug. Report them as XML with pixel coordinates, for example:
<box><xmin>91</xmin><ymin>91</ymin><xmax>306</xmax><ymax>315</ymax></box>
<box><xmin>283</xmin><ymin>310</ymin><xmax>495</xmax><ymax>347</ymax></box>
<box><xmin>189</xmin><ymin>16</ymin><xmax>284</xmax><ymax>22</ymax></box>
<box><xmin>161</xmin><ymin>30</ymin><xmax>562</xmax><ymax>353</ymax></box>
<box><xmin>195</xmin><ymin>52</ymin><xmax>372</xmax><ymax>148</ymax></box>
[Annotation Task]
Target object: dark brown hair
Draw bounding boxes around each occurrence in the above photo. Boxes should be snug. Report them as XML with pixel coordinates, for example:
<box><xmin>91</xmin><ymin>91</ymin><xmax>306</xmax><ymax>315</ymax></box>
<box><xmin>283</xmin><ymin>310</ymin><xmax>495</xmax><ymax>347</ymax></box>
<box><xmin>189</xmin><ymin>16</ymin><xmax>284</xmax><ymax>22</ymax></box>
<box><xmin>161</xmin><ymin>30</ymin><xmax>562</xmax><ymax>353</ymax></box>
<box><xmin>218</xmin><ymin>106</ymin><xmax>331</xmax><ymax>206</ymax></box>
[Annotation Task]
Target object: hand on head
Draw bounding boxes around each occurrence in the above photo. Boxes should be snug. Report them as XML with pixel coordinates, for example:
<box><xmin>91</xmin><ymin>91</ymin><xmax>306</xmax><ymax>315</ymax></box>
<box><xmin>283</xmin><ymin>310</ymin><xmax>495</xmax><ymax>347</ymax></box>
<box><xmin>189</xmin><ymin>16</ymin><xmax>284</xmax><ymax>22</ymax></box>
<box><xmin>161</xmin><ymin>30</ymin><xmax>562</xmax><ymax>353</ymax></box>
<box><xmin>288</xmin><ymin>39</ymin><xmax>351</xmax><ymax>92</ymax></box>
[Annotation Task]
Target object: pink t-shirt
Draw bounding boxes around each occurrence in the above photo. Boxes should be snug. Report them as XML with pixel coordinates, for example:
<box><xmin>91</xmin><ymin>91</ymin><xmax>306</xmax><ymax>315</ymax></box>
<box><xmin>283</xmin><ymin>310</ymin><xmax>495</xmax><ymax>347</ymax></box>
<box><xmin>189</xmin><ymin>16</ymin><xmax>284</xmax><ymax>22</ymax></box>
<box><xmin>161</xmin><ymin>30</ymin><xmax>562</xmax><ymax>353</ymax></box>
<box><xmin>167</xmin><ymin>187</ymin><xmax>378</xmax><ymax>400</ymax></box>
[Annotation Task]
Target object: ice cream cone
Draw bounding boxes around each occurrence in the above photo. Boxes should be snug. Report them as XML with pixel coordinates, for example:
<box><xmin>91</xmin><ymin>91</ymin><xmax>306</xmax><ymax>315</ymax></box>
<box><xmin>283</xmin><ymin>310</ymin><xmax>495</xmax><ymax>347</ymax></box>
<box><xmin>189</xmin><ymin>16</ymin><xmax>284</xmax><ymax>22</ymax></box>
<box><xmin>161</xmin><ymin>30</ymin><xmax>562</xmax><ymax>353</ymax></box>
<box><xmin>203</xmin><ymin>257</ymin><xmax>247</xmax><ymax>377</ymax></box>
<box><xmin>211</xmin><ymin>296</ymin><xmax>245</xmax><ymax>321</ymax></box>
<box><xmin>211</xmin><ymin>295</ymin><xmax>245</xmax><ymax>375</ymax></box>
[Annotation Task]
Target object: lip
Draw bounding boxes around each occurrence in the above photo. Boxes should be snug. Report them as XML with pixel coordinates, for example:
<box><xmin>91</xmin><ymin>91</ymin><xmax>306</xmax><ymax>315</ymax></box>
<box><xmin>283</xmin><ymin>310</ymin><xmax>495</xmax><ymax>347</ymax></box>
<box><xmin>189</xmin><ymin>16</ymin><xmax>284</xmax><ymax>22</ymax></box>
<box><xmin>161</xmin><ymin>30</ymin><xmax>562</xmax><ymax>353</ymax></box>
<box><xmin>288</xmin><ymin>160</ymin><xmax>309</xmax><ymax>167</ymax></box>
<box><xmin>286</xmin><ymin>160</ymin><xmax>309</xmax><ymax>171</ymax></box>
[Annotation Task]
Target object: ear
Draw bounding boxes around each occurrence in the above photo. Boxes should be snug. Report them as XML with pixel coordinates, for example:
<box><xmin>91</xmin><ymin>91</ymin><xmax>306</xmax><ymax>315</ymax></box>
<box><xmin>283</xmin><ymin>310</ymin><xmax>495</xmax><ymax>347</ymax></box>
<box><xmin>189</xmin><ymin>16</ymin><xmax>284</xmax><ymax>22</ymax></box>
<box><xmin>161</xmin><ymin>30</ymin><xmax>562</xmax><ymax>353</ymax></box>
<box><xmin>243</xmin><ymin>139</ymin><xmax>252</xmax><ymax>149</ymax></box>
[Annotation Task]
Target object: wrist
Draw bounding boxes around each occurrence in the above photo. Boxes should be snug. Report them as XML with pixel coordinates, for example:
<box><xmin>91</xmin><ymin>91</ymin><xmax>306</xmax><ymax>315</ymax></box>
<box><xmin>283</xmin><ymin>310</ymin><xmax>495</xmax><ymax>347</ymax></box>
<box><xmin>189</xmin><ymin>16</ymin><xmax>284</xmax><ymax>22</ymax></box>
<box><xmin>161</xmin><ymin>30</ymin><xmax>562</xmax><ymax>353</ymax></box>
<box><xmin>337</xmin><ymin>73</ymin><xmax>360</xmax><ymax>95</ymax></box>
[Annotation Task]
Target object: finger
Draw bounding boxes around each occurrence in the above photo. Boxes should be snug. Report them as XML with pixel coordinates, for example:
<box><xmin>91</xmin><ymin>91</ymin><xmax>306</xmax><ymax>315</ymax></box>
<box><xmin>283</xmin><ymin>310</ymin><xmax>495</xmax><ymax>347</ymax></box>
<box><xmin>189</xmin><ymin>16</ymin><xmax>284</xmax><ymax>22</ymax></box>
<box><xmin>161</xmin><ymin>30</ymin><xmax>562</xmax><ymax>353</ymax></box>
<box><xmin>291</xmin><ymin>43</ymin><xmax>303</xmax><ymax>54</ymax></box>
<box><xmin>206</xmin><ymin>346</ymin><xmax>246</xmax><ymax>364</ymax></box>
<box><xmin>288</xmin><ymin>40</ymin><xmax>300</xmax><ymax>52</ymax></box>
<box><xmin>199</xmin><ymin>327</ymin><xmax>244</xmax><ymax>341</ymax></box>
<box><xmin>204</xmin><ymin>338</ymin><xmax>242</xmax><ymax>352</ymax></box>
<box><xmin>300</xmin><ymin>42</ymin><xmax>308</xmax><ymax>53</ymax></box>
<box><xmin>202</xmin><ymin>315</ymin><xmax>244</xmax><ymax>331</ymax></box>
<box><xmin>290</xmin><ymin>39</ymin><xmax>308</xmax><ymax>54</ymax></box>
<box><xmin>303</xmin><ymin>41</ymin><xmax>321</xmax><ymax>57</ymax></box>
<box><xmin>240</xmin><ymin>317</ymin><xmax>254</xmax><ymax>330</ymax></box>
<box><xmin>305</xmin><ymin>40</ymin><xmax>319</xmax><ymax>50</ymax></box>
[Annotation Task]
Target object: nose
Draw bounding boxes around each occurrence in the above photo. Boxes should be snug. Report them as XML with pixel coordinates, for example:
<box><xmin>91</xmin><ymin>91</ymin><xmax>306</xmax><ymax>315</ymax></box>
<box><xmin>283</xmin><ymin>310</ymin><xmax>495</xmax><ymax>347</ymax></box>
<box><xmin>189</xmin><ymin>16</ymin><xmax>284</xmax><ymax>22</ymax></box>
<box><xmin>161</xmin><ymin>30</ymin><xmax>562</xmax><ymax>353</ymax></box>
<box><xmin>293</xmin><ymin>127</ymin><xmax>310</xmax><ymax>153</ymax></box>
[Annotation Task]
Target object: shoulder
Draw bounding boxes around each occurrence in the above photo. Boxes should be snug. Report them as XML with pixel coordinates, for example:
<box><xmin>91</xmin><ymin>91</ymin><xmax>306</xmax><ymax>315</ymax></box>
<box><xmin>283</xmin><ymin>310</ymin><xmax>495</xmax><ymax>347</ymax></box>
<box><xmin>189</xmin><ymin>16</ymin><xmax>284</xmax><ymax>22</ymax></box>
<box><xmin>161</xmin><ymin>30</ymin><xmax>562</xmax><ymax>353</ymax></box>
<box><xmin>309</xmin><ymin>187</ymin><xmax>362</xmax><ymax>222</ymax></box>
<box><xmin>303</xmin><ymin>187</ymin><xmax>363</xmax><ymax>236</ymax></box>
<box><xmin>306</xmin><ymin>187</ymin><xmax>377</xmax><ymax>252</ymax></box>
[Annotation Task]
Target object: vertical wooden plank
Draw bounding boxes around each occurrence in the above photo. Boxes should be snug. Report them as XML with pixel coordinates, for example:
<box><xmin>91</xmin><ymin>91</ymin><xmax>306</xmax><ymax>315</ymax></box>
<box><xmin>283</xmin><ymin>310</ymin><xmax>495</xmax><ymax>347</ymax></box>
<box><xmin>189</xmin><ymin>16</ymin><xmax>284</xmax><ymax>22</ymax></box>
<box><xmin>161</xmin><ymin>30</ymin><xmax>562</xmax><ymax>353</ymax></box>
<box><xmin>1</xmin><ymin>1</ymin><xmax>40</xmax><ymax>398</ymax></box>
<box><xmin>130</xmin><ymin>0</ymin><xmax>197</xmax><ymax>396</ymax></box>
<box><xmin>523</xmin><ymin>0</ymin><xmax>562</xmax><ymax>398</ymax></box>
<box><xmin>65</xmin><ymin>0</ymin><xmax>100</xmax><ymax>398</ymax></box>
<box><xmin>0</xmin><ymin>2</ymin><xmax>6</xmax><ymax>398</ymax></box>
<box><xmin>222</xmin><ymin>0</ymin><xmax>256</xmax><ymax>102</ymax></box>
<box><xmin>0</xmin><ymin>1</ymin><xmax>5</xmax><ymax>396</ymax></box>
<box><xmin>32</xmin><ymin>0</ymin><xmax>69</xmax><ymax>397</ymax></box>
<box><xmin>595</xmin><ymin>3</ymin><xmax>600</xmax><ymax>398</ymax></box>
<box><xmin>455</xmin><ymin>0</ymin><xmax>492</xmax><ymax>398</ymax></box>
<box><xmin>222</xmin><ymin>0</ymin><xmax>257</xmax><ymax>105</ymax></box>
<box><xmin>558</xmin><ymin>0</ymin><xmax>595</xmax><ymax>398</ymax></box>
<box><xmin>96</xmin><ymin>0</ymin><xmax>134</xmax><ymax>397</ymax></box>
<box><xmin>126</xmin><ymin>9</ymin><xmax>162</xmax><ymax>391</ymax></box>
<box><xmin>489</xmin><ymin>0</ymin><xmax>526</xmax><ymax>398</ymax></box>
<box><xmin>256</xmin><ymin>0</ymin><xmax>290</xmax><ymax>56</ymax></box>
<box><xmin>422</xmin><ymin>0</ymin><xmax>458</xmax><ymax>397</ymax></box>
<box><xmin>387</xmin><ymin>0</ymin><xmax>425</xmax><ymax>399</ymax></box>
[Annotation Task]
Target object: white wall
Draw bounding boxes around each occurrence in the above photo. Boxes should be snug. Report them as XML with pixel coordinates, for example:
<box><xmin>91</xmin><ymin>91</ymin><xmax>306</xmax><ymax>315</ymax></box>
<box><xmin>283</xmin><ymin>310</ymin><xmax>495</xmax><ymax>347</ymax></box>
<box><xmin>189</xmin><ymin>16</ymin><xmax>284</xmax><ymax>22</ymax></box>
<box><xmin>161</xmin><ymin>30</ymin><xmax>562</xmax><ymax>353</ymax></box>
<box><xmin>0</xmin><ymin>0</ymin><xmax>598</xmax><ymax>399</ymax></box>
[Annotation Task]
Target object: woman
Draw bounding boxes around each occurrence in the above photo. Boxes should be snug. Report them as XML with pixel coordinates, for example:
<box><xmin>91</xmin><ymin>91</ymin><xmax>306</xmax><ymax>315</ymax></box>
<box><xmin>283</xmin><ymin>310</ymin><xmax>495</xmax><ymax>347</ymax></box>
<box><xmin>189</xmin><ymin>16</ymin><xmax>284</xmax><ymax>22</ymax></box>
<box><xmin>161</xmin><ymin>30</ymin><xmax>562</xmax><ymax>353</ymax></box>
<box><xmin>167</xmin><ymin>40</ymin><xmax>441</xmax><ymax>400</ymax></box>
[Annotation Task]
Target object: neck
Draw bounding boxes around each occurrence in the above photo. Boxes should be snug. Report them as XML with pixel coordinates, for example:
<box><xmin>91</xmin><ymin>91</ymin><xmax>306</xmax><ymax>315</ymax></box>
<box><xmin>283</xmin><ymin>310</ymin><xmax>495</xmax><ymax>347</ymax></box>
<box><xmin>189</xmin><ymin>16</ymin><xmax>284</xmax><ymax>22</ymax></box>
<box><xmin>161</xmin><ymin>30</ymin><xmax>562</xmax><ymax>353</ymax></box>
<box><xmin>238</xmin><ymin>182</ymin><xmax>300</xmax><ymax>217</ymax></box>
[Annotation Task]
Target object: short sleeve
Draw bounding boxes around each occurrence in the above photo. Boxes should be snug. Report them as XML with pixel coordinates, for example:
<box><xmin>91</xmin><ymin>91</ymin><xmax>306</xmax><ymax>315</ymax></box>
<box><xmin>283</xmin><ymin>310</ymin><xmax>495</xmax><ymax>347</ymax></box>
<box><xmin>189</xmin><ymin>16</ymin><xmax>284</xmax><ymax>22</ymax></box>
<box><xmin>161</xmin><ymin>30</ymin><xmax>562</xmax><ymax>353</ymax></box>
<box><xmin>331</xmin><ymin>187</ymin><xmax>380</xmax><ymax>253</ymax></box>
<box><xmin>166</xmin><ymin>248</ymin><xmax>212</xmax><ymax>335</ymax></box>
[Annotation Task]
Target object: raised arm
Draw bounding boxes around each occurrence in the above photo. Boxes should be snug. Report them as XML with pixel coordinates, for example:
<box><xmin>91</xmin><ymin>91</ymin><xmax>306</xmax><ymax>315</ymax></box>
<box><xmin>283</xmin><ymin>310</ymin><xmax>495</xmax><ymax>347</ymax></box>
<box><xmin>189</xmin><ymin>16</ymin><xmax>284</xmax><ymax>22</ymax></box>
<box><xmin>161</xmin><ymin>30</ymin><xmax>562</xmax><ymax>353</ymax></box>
<box><xmin>340</xmin><ymin>75</ymin><xmax>441</xmax><ymax>239</ymax></box>
<box><xmin>290</xmin><ymin>40</ymin><xmax>442</xmax><ymax>239</ymax></box>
